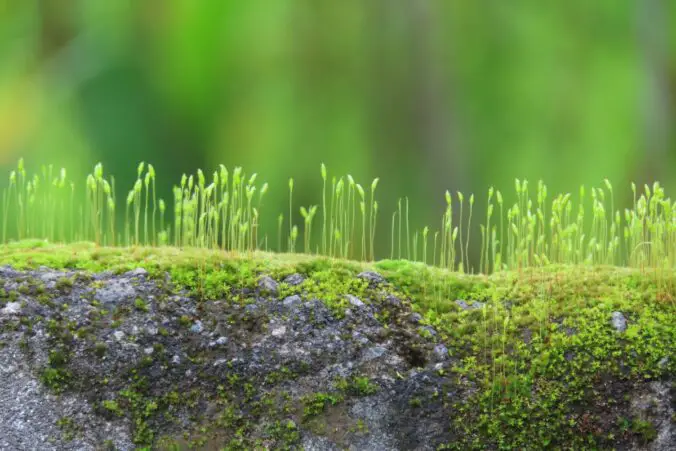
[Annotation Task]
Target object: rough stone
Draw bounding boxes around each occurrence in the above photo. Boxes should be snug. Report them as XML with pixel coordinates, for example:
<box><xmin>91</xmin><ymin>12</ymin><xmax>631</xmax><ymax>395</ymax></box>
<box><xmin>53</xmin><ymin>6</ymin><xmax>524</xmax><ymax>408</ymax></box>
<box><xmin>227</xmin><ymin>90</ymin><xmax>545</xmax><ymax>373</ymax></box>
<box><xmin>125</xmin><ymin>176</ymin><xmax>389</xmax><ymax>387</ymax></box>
<box><xmin>357</xmin><ymin>271</ymin><xmax>385</xmax><ymax>285</ymax></box>
<box><xmin>455</xmin><ymin>299</ymin><xmax>485</xmax><ymax>310</ymax></box>
<box><xmin>432</xmin><ymin>344</ymin><xmax>449</xmax><ymax>362</ymax></box>
<box><xmin>190</xmin><ymin>320</ymin><xmax>204</xmax><ymax>334</ymax></box>
<box><xmin>283</xmin><ymin>295</ymin><xmax>302</xmax><ymax>307</ymax></box>
<box><xmin>258</xmin><ymin>276</ymin><xmax>279</xmax><ymax>294</ymax></box>
<box><xmin>282</xmin><ymin>273</ymin><xmax>305</xmax><ymax>286</ymax></box>
<box><xmin>347</xmin><ymin>294</ymin><xmax>365</xmax><ymax>308</ymax></box>
<box><xmin>0</xmin><ymin>302</ymin><xmax>21</xmax><ymax>316</ymax></box>
<box><xmin>0</xmin><ymin>264</ymin><xmax>669</xmax><ymax>451</ymax></box>
<box><xmin>408</xmin><ymin>312</ymin><xmax>423</xmax><ymax>324</ymax></box>
<box><xmin>611</xmin><ymin>311</ymin><xmax>627</xmax><ymax>333</ymax></box>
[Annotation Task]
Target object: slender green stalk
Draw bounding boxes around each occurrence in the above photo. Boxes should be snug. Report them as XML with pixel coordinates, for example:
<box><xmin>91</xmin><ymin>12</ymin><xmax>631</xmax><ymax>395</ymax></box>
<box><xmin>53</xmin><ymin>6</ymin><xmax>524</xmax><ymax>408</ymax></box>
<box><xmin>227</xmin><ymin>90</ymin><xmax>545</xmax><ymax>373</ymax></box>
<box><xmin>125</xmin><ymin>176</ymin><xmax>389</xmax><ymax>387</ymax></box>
<box><xmin>457</xmin><ymin>192</ymin><xmax>465</xmax><ymax>272</ymax></box>
<box><xmin>321</xmin><ymin>163</ymin><xmax>327</xmax><ymax>254</ymax></box>
<box><xmin>288</xmin><ymin>178</ymin><xmax>294</xmax><ymax>253</ymax></box>
<box><xmin>406</xmin><ymin>197</ymin><xmax>410</xmax><ymax>259</ymax></box>
<box><xmin>369</xmin><ymin>178</ymin><xmax>379</xmax><ymax>261</ymax></box>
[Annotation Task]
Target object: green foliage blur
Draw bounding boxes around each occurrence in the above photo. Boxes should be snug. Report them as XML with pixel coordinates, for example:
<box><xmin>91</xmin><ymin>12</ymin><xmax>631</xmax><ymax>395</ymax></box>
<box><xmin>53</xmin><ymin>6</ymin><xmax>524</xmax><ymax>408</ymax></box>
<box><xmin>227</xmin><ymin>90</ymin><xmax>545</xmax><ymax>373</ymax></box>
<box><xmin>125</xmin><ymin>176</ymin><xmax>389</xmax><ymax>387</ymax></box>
<box><xmin>1</xmin><ymin>1</ymin><xmax>675</xmax><ymax>253</ymax></box>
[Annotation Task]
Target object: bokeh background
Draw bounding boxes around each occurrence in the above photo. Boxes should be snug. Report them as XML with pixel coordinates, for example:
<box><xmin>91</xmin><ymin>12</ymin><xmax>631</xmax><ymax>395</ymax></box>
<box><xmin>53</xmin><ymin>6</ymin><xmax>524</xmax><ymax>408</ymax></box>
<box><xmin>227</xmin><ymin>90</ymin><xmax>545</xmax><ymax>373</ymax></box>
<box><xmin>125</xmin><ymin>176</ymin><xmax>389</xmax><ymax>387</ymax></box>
<box><xmin>1</xmin><ymin>1</ymin><xmax>675</xmax><ymax>254</ymax></box>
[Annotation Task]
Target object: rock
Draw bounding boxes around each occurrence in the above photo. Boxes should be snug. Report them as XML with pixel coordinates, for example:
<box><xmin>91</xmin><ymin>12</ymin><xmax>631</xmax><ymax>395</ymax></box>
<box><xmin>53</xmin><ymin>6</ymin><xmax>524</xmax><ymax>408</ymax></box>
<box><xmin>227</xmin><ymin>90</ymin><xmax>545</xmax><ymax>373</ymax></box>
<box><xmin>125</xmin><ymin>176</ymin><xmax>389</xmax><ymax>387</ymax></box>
<box><xmin>258</xmin><ymin>276</ymin><xmax>279</xmax><ymax>295</ymax></box>
<box><xmin>611</xmin><ymin>311</ymin><xmax>627</xmax><ymax>333</ymax></box>
<box><xmin>271</xmin><ymin>326</ymin><xmax>287</xmax><ymax>337</ymax></box>
<box><xmin>361</xmin><ymin>346</ymin><xmax>387</xmax><ymax>362</ymax></box>
<box><xmin>283</xmin><ymin>295</ymin><xmax>301</xmax><ymax>307</ymax></box>
<box><xmin>124</xmin><ymin>268</ymin><xmax>148</xmax><ymax>278</ymax></box>
<box><xmin>455</xmin><ymin>299</ymin><xmax>485</xmax><ymax>310</ymax></box>
<box><xmin>419</xmin><ymin>326</ymin><xmax>437</xmax><ymax>337</ymax></box>
<box><xmin>408</xmin><ymin>312</ymin><xmax>423</xmax><ymax>324</ymax></box>
<box><xmin>385</xmin><ymin>294</ymin><xmax>402</xmax><ymax>307</ymax></box>
<box><xmin>629</xmin><ymin>381</ymin><xmax>674</xmax><ymax>450</ymax></box>
<box><xmin>346</xmin><ymin>294</ymin><xmax>365</xmax><ymax>308</ymax></box>
<box><xmin>146</xmin><ymin>326</ymin><xmax>158</xmax><ymax>336</ymax></box>
<box><xmin>433</xmin><ymin>344</ymin><xmax>449</xmax><ymax>362</ymax></box>
<box><xmin>95</xmin><ymin>279</ymin><xmax>137</xmax><ymax>306</ymax></box>
<box><xmin>0</xmin><ymin>263</ymin><xmax>671</xmax><ymax>451</ymax></box>
<box><xmin>0</xmin><ymin>302</ymin><xmax>21</xmax><ymax>316</ymax></box>
<box><xmin>357</xmin><ymin>271</ymin><xmax>385</xmax><ymax>285</ymax></box>
<box><xmin>190</xmin><ymin>320</ymin><xmax>204</xmax><ymax>334</ymax></box>
<box><xmin>282</xmin><ymin>273</ymin><xmax>305</xmax><ymax>286</ymax></box>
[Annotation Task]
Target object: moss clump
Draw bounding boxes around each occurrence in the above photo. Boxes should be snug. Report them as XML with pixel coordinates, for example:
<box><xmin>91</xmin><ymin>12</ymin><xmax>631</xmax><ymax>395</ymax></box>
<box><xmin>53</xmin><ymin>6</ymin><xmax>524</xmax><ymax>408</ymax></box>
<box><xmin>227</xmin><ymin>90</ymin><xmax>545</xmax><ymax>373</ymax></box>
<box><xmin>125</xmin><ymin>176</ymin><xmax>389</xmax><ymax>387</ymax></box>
<box><xmin>134</xmin><ymin>298</ymin><xmax>149</xmax><ymax>312</ymax></box>
<box><xmin>334</xmin><ymin>375</ymin><xmax>379</xmax><ymax>397</ymax></box>
<box><xmin>40</xmin><ymin>349</ymin><xmax>72</xmax><ymax>392</ymax></box>
<box><xmin>301</xmin><ymin>393</ymin><xmax>343</xmax><ymax>419</ymax></box>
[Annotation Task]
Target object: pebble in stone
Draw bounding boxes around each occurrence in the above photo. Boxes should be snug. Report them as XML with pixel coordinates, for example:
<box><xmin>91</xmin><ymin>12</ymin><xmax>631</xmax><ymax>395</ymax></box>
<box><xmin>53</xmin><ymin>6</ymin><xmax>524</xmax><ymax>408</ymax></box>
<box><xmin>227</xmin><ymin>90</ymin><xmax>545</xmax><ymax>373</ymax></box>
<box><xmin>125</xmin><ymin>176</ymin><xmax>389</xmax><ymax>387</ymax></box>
<box><xmin>191</xmin><ymin>320</ymin><xmax>204</xmax><ymax>334</ymax></box>
<box><xmin>283</xmin><ymin>273</ymin><xmax>305</xmax><ymax>286</ymax></box>
<box><xmin>113</xmin><ymin>331</ymin><xmax>125</xmax><ymax>341</ymax></box>
<box><xmin>455</xmin><ymin>299</ymin><xmax>485</xmax><ymax>311</ymax></box>
<box><xmin>216</xmin><ymin>336</ymin><xmax>228</xmax><ymax>346</ymax></box>
<box><xmin>283</xmin><ymin>295</ymin><xmax>301</xmax><ymax>307</ymax></box>
<box><xmin>271</xmin><ymin>326</ymin><xmax>287</xmax><ymax>337</ymax></box>
<box><xmin>433</xmin><ymin>344</ymin><xmax>449</xmax><ymax>362</ymax></box>
<box><xmin>408</xmin><ymin>313</ymin><xmax>423</xmax><ymax>324</ymax></box>
<box><xmin>0</xmin><ymin>302</ymin><xmax>21</xmax><ymax>316</ymax></box>
<box><xmin>611</xmin><ymin>311</ymin><xmax>627</xmax><ymax>333</ymax></box>
<box><xmin>125</xmin><ymin>268</ymin><xmax>148</xmax><ymax>278</ymax></box>
<box><xmin>144</xmin><ymin>347</ymin><xmax>154</xmax><ymax>355</ymax></box>
<box><xmin>258</xmin><ymin>276</ymin><xmax>279</xmax><ymax>295</ymax></box>
<box><xmin>171</xmin><ymin>355</ymin><xmax>181</xmax><ymax>365</ymax></box>
<box><xmin>346</xmin><ymin>294</ymin><xmax>365</xmax><ymax>308</ymax></box>
<box><xmin>357</xmin><ymin>271</ymin><xmax>385</xmax><ymax>285</ymax></box>
<box><xmin>385</xmin><ymin>294</ymin><xmax>401</xmax><ymax>307</ymax></box>
<box><xmin>361</xmin><ymin>346</ymin><xmax>387</xmax><ymax>362</ymax></box>
<box><xmin>419</xmin><ymin>326</ymin><xmax>437</xmax><ymax>337</ymax></box>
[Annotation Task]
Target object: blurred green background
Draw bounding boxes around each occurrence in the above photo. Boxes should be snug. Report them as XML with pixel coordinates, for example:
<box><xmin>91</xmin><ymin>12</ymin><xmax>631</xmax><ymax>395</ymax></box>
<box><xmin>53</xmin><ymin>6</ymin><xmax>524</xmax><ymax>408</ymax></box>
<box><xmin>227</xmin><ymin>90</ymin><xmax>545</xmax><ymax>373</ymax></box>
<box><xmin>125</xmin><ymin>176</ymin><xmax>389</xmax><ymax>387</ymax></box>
<box><xmin>1</xmin><ymin>1</ymin><xmax>675</xmax><ymax>253</ymax></box>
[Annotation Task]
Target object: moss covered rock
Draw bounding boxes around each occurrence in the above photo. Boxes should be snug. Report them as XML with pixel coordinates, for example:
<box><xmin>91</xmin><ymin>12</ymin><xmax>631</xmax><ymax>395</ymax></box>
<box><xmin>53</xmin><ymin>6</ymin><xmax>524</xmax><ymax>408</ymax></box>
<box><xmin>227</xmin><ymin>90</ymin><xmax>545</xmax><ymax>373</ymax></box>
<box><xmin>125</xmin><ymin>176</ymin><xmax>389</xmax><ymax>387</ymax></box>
<box><xmin>0</xmin><ymin>242</ymin><xmax>673</xmax><ymax>450</ymax></box>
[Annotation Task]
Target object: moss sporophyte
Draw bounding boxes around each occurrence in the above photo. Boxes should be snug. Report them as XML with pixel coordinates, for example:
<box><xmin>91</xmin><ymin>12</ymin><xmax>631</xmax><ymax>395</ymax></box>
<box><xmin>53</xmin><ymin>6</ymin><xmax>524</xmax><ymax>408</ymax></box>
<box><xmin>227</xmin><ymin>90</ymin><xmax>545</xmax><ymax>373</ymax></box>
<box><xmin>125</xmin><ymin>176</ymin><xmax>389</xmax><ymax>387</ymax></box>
<box><xmin>2</xmin><ymin>159</ymin><xmax>675</xmax><ymax>276</ymax></box>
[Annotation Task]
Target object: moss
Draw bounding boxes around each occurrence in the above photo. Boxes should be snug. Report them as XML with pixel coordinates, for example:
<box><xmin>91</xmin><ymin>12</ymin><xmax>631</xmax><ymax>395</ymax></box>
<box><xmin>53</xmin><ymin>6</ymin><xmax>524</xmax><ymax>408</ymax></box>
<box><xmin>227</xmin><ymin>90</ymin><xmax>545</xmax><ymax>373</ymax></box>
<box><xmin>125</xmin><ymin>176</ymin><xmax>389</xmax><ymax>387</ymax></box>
<box><xmin>56</xmin><ymin>416</ymin><xmax>80</xmax><ymax>442</ymax></box>
<box><xmin>55</xmin><ymin>276</ymin><xmax>74</xmax><ymax>292</ymax></box>
<box><xmin>134</xmin><ymin>298</ymin><xmax>149</xmax><ymax>312</ymax></box>
<box><xmin>334</xmin><ymin>375</ymin><xmax>379</xmax><ymax>397</ymax></box>
<box><xmin>3</xmin><ymin>242</ymin><xmax>673</xmax><ymax>449</ymax></box>
<box><xmin>301</xmin><ymin>392</ymin><xmax>343</xmax><ymax>419</ymax></box>
<box><xmin>102</xmin><ymin>400</ymin><xmax>124</xmax><ymax>417</ymax></box>
<box><xmin>629</xmin><ymin>417</ymin><xmax>658</xmax><ymax>442</ymax></box>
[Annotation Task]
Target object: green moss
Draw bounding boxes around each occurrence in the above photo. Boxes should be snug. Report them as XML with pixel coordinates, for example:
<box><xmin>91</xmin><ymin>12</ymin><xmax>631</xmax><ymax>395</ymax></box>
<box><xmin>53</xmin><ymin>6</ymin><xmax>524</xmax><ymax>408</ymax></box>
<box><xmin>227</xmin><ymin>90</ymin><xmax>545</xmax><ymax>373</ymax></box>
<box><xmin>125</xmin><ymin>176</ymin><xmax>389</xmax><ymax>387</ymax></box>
<box><xmin>629</xmin><ymin>417</ymin><xmax>658</xmax><ymax>442</ymax></box>
<box><xmin>55</xmin><ymin>276</ymin><xmax>73</xmax><ymax>292</ymax></box>
<box><xmin>301</xmin><ymin>392</ymin><xmax>343</xmax><ymax>419</ymax></box>
<box><xmin>56</xmin><ymin>416</ymin><xmax>80</xmax><ymax>442</ymax></box>
<box><xmin>102</xmin><ymin>400</ymin><xmax>124</xmax><ymax>417</ymax></box>
<box><xmin>334</xmin><ymin>375</ymin><xmax>379</xmax><ymax>397</ymax></box>
<box><xmin>134</xmin><ymin>298</ymin><xmax>149</xmax><ymax>312</ymax></box>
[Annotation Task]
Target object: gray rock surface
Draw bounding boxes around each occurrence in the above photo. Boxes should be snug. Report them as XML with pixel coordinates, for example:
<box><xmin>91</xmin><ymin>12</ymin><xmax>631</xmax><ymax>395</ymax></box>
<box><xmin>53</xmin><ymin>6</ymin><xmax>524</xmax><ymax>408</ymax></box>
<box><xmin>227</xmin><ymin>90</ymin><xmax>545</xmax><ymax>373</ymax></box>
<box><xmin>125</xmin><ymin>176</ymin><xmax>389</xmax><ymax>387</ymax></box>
<box><xmin>0</xmin><ymin>266</ymin><xmax>671</xmax><ymax>450</ymax></box>
<box><xmin>283</xmin><ymin>273</ymin><xmax>305</xmax><ymax>286</ymax></box>
<box><xmin>0</xmin><ymin>266</ymin><xmax>454</xmax><ymax>450</ymax></box>
<box><xmin>257</xmin><ymin>275</ymin><xmax>279</xmax><ymax>294</ymax></box>
<box><xmin>611</xmin><ymin>311</ymin><xmax>627</xmax><ymax>333</ymax></box>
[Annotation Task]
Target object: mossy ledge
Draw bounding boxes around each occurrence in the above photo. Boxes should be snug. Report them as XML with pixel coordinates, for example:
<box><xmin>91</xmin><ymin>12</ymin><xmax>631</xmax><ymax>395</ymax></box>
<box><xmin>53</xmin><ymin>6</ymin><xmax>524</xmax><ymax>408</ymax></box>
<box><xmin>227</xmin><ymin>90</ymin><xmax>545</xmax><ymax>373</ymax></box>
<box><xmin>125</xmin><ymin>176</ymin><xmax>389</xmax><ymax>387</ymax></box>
<box><xmin>0</xmin><ymin>241</ymin><xmax>674</xmax><ymax>450</ymax></box>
